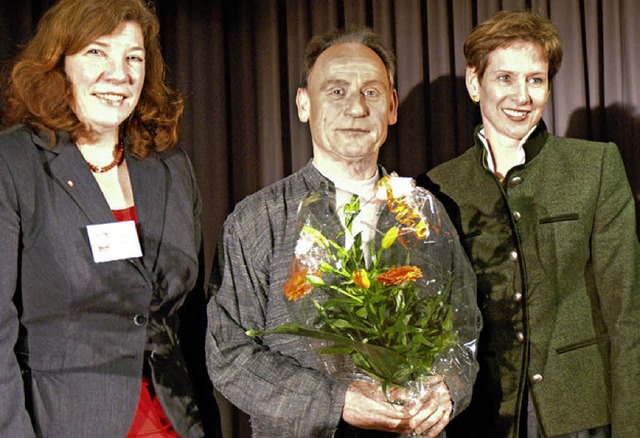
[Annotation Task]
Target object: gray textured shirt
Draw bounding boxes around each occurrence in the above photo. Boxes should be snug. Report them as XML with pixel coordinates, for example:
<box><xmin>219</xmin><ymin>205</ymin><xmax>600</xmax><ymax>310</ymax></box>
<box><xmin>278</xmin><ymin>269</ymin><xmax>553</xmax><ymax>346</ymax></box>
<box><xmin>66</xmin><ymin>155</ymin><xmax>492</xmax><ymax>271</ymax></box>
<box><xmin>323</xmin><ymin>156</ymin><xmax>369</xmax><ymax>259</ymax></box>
<box><xmin>206</xmin><ymin>160</ymin><xmax>480</xmax><ymax>437</ymax></box>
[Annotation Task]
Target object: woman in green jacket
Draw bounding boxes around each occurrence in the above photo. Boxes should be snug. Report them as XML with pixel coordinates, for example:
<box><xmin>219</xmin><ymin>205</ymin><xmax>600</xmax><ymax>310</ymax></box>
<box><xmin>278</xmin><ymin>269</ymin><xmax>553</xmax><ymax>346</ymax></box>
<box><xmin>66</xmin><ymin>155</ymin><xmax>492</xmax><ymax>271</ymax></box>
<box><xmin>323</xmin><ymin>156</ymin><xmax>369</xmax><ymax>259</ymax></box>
<box><xmin>419</xmin><ymin>11</ymin><xmax>639</xmax><ymax>438</ymax></box>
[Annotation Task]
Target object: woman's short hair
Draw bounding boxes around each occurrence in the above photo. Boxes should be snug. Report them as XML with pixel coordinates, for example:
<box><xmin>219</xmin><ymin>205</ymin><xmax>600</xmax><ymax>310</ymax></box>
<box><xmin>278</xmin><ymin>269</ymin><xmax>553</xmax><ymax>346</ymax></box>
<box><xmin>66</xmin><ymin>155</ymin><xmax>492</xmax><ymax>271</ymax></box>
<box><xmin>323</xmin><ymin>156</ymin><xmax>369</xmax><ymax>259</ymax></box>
<box><xmin>299</xmin><ymin>26</ymin><xmax>396</xmax><ymax>89</ymax></box>
<box><xmin>464</xmin><ymin>10</ymin><xmax>563</xmax><ymax>83</ymax></box>
<box><xmin>1</xmin><ymin>0</ymin><xmax>183</xmax><ymax>157</ymax></box>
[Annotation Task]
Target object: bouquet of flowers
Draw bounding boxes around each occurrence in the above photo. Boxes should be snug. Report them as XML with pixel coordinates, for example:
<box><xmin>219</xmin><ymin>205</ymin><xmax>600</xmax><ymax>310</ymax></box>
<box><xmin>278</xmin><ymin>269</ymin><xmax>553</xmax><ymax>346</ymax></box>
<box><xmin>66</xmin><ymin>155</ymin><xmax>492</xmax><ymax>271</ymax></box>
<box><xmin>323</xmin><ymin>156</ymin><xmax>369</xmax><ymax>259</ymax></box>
<box><xmin>248</xmin><ymin>174</ymin><xmax>479</xmax><ymax>407</ymax></box>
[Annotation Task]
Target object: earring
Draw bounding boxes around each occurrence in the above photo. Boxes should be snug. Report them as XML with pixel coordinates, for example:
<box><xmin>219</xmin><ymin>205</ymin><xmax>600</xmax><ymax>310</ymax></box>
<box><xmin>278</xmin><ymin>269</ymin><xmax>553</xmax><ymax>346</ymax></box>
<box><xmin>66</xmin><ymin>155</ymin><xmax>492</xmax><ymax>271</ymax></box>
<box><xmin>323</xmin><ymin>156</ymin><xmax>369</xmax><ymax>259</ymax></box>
<box><xmin>472</xmin><ymin>95</ymin><xmax>479</xmax><ymax>103</ymax></box>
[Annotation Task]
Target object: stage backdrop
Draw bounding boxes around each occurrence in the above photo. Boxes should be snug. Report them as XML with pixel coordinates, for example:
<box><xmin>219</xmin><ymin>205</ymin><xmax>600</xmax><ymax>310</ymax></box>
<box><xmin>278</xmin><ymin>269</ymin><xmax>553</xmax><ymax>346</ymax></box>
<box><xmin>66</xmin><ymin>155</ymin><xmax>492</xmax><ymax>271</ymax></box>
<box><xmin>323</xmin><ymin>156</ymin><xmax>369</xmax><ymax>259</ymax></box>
<box><xmin>1</xmin><ymin>1</ymin><xmax>639</xmax><ymax>436</ymax></box>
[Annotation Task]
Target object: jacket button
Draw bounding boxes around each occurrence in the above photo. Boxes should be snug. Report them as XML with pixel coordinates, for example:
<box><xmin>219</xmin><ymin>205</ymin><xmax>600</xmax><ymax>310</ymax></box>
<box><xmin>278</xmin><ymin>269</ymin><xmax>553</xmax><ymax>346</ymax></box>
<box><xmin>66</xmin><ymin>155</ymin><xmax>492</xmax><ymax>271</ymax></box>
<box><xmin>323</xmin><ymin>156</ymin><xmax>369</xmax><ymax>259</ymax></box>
<box><xmin>513</xmin><ymin>211</ymin><xmax>522</xmax><ymax>221</ymax></box>
<box><xmin>513</xmin><ymin>292</ymin><xmax>523</xmax><ymax>302</ymax></box>
<box><xmin>531</xmin><ymin>374</ymin><xmax>544</xmax><ymax>384</ymax></box>
<box><xmin>133</xmin><ymin>314</ymin><xmax>148</xmax><ymax>326</ymax></box>
<box><xmin>510</xmin><ymin>176</ymin><xmax>523</xmax><ymax>186</ymax></box>
<box><xmin>516</xmin><ymin>332</ymin><xmax>525</xmax><ymax>343</ymax></box>
<box><xmin>508</xmin><ymin>250</ymin><xmax>519</xmax><ymax>261</ymax></box>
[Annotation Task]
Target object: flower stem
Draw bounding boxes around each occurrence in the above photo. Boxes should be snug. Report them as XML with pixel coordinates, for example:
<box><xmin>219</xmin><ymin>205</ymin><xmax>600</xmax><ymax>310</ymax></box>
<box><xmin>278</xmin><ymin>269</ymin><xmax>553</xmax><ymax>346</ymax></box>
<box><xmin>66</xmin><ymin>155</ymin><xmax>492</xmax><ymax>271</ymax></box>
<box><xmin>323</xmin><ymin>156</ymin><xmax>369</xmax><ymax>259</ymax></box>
<box><xmin>329</xmin><ymin>285</ymin><xmax>364</xmax><ymax>304</ymax></box>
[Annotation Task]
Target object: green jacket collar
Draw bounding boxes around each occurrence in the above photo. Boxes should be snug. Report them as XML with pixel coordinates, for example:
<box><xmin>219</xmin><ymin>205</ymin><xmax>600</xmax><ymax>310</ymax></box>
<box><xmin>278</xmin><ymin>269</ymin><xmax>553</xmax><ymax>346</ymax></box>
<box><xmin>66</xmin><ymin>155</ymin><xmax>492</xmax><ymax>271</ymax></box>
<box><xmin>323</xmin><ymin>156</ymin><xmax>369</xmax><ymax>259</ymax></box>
<box><xmin>473</xmin><ymin>120</ymin><xmax>550</xmax><ymax>167</ymax></box>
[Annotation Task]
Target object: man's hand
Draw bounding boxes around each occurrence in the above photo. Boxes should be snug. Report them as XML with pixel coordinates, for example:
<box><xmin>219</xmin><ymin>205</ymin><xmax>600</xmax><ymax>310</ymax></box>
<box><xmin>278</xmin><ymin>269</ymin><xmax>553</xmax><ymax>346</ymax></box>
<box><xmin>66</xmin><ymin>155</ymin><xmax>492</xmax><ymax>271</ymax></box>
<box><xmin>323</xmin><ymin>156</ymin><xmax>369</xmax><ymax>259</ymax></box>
<box><xmin>342</xmin><ymin>380</ymin><xmax>414</xmax><ymax>434</ymax></box>
<box><xmin>342</xmin><ymin>377</ymin><xmax>453</xmax><ymax>437</ymax></box>
<box><xmin>407</xmin><ymin>376</ymin><xmax>453</xmax><ymax>437</ymax></box>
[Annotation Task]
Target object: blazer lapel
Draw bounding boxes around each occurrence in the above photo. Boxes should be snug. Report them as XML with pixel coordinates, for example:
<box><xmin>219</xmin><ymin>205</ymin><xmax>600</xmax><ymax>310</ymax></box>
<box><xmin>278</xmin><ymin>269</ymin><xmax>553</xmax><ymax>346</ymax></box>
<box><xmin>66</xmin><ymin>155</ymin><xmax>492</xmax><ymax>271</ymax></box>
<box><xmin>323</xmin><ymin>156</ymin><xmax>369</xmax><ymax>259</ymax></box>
<box><xmin>126</xmin><ymin>149</ymin><xmax>167</xmax><ymax>272</ymax></box>
<box><xmin>43</xmin><ymin>132</ymin><xmax>167</xmax><ymax>275</ymax></box>
<box><xmin>42</xmin><ymin>133</ymin><xmax>116</xmax><ymax>226</ymax></box>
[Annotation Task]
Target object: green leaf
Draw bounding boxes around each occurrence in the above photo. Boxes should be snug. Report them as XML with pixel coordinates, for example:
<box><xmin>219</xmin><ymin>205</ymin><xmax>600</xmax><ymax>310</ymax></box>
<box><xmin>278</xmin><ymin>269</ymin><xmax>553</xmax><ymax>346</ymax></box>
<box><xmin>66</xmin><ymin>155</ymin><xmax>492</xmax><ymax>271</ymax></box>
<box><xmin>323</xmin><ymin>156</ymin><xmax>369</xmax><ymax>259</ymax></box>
<box><xmin>249</xmin><ymin>322</ymin><xmax>408</xmax><ymax>383</ymax></box>
<box><xmin>329</xmin><ymin>319</ymin><xmax>354</xmax><ymax>329</ymax></box>
<box><xmin>318</xmin><ymin>345</ymin><xmax>354</xmax><ymax>355</ymax></box>
<box><xmin>344</xmin><ymin>195</ymin><xmax>361</xmax><ymax>232</ymax></box>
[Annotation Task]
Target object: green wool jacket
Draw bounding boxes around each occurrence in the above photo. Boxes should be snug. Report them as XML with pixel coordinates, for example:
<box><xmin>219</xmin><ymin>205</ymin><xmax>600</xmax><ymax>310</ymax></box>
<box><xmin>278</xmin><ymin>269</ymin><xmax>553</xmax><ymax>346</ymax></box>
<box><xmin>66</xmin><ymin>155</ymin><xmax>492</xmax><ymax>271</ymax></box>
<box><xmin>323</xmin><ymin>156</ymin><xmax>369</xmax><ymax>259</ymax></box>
<box><xmin>419</xmin><ymin>122</ymin><xmax>639</xmax><ymax>437</ymax></box>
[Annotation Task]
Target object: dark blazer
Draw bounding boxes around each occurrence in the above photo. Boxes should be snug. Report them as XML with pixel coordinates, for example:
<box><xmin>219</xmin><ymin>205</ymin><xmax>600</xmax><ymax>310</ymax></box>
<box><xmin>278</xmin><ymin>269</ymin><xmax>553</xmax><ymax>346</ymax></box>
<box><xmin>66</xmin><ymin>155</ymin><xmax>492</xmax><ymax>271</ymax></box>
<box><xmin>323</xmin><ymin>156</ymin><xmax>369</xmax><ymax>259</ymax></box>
<box><xmin>419</xmin><ymin>122</ymin><xmax>639</xmax><ymax>437</ymax></box>
<box><xmin>0</xmin><ymin>125</ymin><xmax>214</xmax><ymax>437</ymax></box>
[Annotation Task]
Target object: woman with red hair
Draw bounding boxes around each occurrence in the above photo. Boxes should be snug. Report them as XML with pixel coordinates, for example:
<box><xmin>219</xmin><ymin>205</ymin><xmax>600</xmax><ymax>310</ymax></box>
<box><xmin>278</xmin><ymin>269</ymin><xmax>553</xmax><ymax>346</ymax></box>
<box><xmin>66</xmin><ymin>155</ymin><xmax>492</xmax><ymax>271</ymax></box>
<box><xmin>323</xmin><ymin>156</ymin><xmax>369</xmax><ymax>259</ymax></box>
<box><xmin>0</xmin><ymin>0</ymin><xmax>218</xmax><ymax>436</ymax></box>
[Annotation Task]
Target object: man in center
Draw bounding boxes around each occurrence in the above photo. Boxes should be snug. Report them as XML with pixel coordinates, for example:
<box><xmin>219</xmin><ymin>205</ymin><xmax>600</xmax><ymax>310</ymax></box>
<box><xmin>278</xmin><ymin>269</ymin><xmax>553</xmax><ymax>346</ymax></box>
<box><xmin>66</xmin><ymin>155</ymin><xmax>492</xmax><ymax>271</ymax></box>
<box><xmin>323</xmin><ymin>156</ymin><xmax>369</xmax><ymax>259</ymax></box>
<box><xmin>206</xmin><ymin>27</ymin><xmax>479</xmax><ymax>437</ymax></box>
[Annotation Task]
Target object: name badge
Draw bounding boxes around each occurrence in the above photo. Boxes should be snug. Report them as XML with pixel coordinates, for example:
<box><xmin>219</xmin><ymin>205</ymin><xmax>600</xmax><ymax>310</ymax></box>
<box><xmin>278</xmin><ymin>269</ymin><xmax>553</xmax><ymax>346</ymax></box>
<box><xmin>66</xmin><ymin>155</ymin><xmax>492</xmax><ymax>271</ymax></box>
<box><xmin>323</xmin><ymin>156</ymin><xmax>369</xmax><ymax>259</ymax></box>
<box><xmin>86</xmin><ymin>220</ymin><xmax>143</xmax><ymax>263</ymax></box>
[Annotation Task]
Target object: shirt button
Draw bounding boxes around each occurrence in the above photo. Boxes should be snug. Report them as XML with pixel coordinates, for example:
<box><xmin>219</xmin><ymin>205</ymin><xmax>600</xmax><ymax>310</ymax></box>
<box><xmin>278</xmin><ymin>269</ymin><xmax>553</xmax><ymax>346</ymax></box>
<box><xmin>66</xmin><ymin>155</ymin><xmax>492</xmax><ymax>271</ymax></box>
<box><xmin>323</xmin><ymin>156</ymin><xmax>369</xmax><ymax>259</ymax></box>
<box><xmin>531</xmin><ymin>374</ymin><xmax>544</xmax><ymax>384</ymax></box>
<box><xmin>509</xmin><ymin>250</ymin><xmax>519</xmax><ymax>261</ymax></box>
<box><xmin>513</xmin><ymin>292</ymin><xmax>523</xmax><ymax>302</ymax></box>
<box><xmin>516</xmin><ymin>332</ymin><xmax>525</xmax><ymax>343</ymax></box>
<box><xmin>133</xmin><ymin>314</ymin><xmax>148</xmax><ymax>326</ymax></box>
<box><xmin>513</xmin><ymin>211</ymin><xmax>522</xmax><ymax>222</ymax></box>
<box><xmin>510</xmin><ymin>176</ymin><xmax>523</xmax><ymax>186</ymax></box>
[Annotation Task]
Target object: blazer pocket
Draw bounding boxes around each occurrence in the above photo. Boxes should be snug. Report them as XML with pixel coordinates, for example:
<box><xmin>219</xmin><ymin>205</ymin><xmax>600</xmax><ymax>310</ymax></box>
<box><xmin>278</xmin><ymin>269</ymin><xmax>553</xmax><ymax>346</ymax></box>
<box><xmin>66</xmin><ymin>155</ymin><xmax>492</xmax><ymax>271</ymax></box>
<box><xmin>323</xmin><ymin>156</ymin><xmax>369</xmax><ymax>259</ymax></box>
<box><xmin>461</xmin><ymin>230</ymin><xmax>481</xmax><ymax>239</ymax></box>
<box><xmin>539</xmin><ymin>213</ymin><xmax>579</xmax><ymax>224</ymax></box>
<box><xmin>555</xmin><ymin>335</ymin><xmax>609</xmax><ymax>355</ymax></box>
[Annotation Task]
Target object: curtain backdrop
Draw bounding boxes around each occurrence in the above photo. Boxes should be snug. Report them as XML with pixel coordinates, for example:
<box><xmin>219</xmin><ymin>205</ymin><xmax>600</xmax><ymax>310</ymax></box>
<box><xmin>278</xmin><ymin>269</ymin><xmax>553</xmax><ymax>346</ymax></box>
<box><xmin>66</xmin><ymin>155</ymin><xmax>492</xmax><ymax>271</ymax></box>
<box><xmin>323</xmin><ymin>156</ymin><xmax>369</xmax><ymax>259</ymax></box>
<box><xmin>2</xmin><ymin>1</ymin><xmax>639</xmax><ymax>436</ymax></box>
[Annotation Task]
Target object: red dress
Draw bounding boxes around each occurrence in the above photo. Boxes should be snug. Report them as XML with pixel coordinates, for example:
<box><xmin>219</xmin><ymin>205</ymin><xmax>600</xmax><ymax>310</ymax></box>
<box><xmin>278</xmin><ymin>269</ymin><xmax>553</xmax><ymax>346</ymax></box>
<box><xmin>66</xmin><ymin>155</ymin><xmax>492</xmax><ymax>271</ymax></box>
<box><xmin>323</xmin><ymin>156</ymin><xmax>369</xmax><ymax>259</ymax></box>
<box><xmin>112</xmin><ymin>207</ymin><xmax>179</xmax><ymax>438</ymax></box>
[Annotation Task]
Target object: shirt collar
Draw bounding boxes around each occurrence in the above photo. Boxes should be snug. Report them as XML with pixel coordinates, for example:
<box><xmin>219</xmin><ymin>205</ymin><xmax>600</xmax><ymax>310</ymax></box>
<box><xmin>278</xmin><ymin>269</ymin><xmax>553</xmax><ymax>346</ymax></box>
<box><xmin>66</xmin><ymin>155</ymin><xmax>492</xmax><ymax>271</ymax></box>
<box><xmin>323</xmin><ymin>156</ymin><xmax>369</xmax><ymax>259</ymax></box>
<box><xmin>312</xmin><ymin>160</ymin><xmax>379</xmax><ymax>199</ymax></box>
<box><xmin>474</xmin><ymin>120</ymin><xmax>550</xmax><ymax>170</ymax></box>
<box><xmin>478</xmin><ymin>126</ymin><xmax>532</xmax><ymax>172</ymax></box>
<box><xmin>302</xmin><ymin>158</ymin><xmax>388</xmax><ymax>191</ymax></box>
